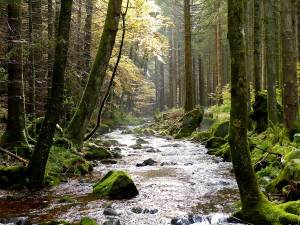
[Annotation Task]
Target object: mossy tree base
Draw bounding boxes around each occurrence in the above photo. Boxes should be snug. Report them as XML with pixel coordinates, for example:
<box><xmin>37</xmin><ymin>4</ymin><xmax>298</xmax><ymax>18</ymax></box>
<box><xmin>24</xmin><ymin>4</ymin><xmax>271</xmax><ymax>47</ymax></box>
<box><xmin>235</xmin><ymin>199</ymin><xmax>300</xmax><ymax>225</ymax></box>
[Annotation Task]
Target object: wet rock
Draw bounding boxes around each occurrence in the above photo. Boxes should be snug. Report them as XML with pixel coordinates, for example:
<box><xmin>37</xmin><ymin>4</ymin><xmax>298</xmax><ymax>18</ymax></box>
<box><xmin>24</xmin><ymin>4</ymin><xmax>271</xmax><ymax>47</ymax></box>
<box><xmin>160</xmin><ymin>162</ymin><xmax>178</xmax><ymax>166</ymax></box>
<box><xmin>79</xmin><ymin>217</ymin><xmax>98</xmax><ymax>225</ymax></box>
<box><xmin>58</xmin><ymin>195</ymin><xmax>77</xmax><ymax>203</ymax></box>
<box><xmin>129</xmin><ymin>143</ymin><xmax>143</xmax><ymax>149</ymax></box>
<box><xmin>136</xmin><ymin>158</ymin><xmax>157</xmax><ymax>167</ymax></box>
<box><xmin>188</xmin><ymin>215</ymin><xmax>203</xmax><ymax>223</ymax></box>
<box><xmin>0</xmin><ymin>217</ymin><xmax>29</xmax><ymax>225</ymax></box>
<box><xmin>136</xmin><ymin>138</ymin><xmax>149</xmax><ymax>144</ymax></box>
<box><xmin>93</xmin><ymin>170</ymin><xmax>139</xmax><ymax>199</ymax></box>
<box><xmin>145</xmin><ymin>147</ymin><xmax>160</xmax><ymax>153</ymax></box>
<box><xmin>162</xmin><ymin>143</ymin><xmax>181</xmax><ymax>147</ymax></box>
<box><xmin>184</xmin><ymin>162</ymin><xmax>193</xmax><ymax>166</ymax></box>
<box><xmin>101</xmin><ymin>159</ymin><xmax>118</xmax><ymax>165</ymax></box>
<box><xmin>103</xmin><ymin>208</ymin><xmax>121</xmax><ymax>216</ymax></box>
<box><xmin>112</xmin><ymin>147</ymin><xmax>122</xmax><ymax>152</ymax></box>
<box><xmin>131</xmin><ymin>207</ymin><xmax>158</xmax><ymax>214</ymax></box>
<box><xmin>170</xmin><ymin>218</ymin><xmax>190</xmax><ymax>225</ymax></box>
<box><xmin>131</xmin><ymin>207</ymin><xmax>143</xmax><ymax>214</ymax></box>
<box><xmin>102</xmin><ymin>220</ymin><xmax>121</xmax><ymax>225</ymax></box>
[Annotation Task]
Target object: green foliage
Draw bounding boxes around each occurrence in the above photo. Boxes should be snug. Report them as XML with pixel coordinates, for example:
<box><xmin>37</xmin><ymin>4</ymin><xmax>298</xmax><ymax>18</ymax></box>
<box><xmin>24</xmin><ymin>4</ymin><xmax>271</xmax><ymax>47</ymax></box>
<box><xmin>79</xmin><ymin>217</ymin><xmax>98</xmax><ymax>225</ymax></box>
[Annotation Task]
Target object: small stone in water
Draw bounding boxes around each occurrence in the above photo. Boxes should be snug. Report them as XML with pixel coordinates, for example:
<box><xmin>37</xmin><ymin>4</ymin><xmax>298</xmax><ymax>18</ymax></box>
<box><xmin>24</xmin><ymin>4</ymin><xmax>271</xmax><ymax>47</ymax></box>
<box><xmin>171</xmin><ymin>218</ymin><xmax>190</xmax><ymax>225</ymax></box>
<box><xmin>131</xmin><ymin>207</ymin><xmax>143</xmax><ymax>214</ymax></box>
<box><xmin>102</xmin><ymin>219</ymin><xmax>121</xmax><ymax>225</ymax></box>
<box><xmin>103</xmin><ymin>208</ymin><xmax>121</xmax><ymax>216</ymax></box>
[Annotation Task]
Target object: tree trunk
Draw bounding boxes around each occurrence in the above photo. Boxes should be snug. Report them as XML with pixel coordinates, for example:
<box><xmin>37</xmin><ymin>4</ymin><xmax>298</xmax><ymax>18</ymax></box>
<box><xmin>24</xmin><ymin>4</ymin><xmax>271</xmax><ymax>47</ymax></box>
<box><xmin>65</xmin><ymin>0</ymin><xmax>122</xmax><ymax>146</ymax></box>
<box><xmin>184</xmin><ymin>0</ymin><xmax>195</xmax><ymax>111</ymax></box>
<box><xmin>264</xmin><ymin>0</ymin><xmax>279</xmax><ymax>124</ymax></box>
<box><xmin>253</xmin><ymin>0</ymin><xmax>262</xmax><ymax>96</ymax></box>
<box><xmin>228</xmin><ymin>0</ymin><xmax>262</xmax><ymax>211</ymax></box>
<box><xmin>215</xmin><ymin>2</ymin><xmax>223</xmax><ymax>105</ymax></box>
<box><xmin>282</xmin><ymin>0</ymin><xmax>299</xmax><ymax>129</ymax></box>
<box><xmin>83</xmin><ymin>0</ymin><xmax>93</xmax><ymax>73</ymax></box>
<box><xmin>159</xmin><ymin>61</ymin><xmax>165</xmax><ymax>111</ymax></box>
<box><xmin>48</xmin><ymin>0</ymin><xmax>54</xmax><ymax>96</ymax></box>
<box><xmin>1</xmin><ymin>0</ymin><xmax>27</xmax><ymax>148</ymax></box>
<box><xmin>27</xmin><ymin>0</ymin><xmax>73</xmax><ymax>189</ymax></box>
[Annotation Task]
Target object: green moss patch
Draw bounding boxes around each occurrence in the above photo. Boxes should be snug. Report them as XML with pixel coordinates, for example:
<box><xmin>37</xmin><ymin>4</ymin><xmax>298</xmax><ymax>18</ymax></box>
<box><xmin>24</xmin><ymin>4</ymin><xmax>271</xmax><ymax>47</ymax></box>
<box><xmin>79</xmin><ymin>217</ymin><xmax>98</xmax><ymax>225</ymax></box>
<box><xmin>93</xmin><ymin>170</ymin><xmax>139</xmax><ymax>199</ymax></box>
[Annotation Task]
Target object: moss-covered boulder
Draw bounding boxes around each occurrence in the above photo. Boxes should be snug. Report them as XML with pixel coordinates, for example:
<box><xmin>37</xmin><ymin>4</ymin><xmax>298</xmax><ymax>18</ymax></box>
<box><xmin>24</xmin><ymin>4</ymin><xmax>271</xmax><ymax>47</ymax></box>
<box><xmin>191</xmin><ymin>131</ymin><xmax>211</xmax><ymax>142</ymax></box>
<box><xmin>293</xmin><ymin>134</ymin><xmax>300</xmax><ymax>144</ymax></box>
<box><xmin>212</xmin><ymin>121</ymin><xmax>229</xmax><ymax>138</ymax></box>
<box><xmin>205</xmin><ymin>137</ymin><xmax>227</xmax><ymax>149</ymax></box>
<box><xmin>84</xmin><ymin>143</ymin><xmax>113</xmax><ymax>160</ymax></box>
<box><xmin>269</xmin><ymin>159</ymin><xmax>300</xmax><ymax>190</ymax></box>
<box><xmin>93</xmin><ymin>170</ymin><xmax>139</xmax><ymax>199</ymax></box>
<box><xmin>179</xmin><ymin>107</ymin><xmax>204</xmax><ymax>137</ymax></box>
<box><xmin>79</xmin><ymin>217</ymin><xmax>98</xmax><ymax>225</ymax></box>
<box><xmin>0</xmin><ymin>165</ymin><xmax>28</xmax><ymax>189</ymax></box>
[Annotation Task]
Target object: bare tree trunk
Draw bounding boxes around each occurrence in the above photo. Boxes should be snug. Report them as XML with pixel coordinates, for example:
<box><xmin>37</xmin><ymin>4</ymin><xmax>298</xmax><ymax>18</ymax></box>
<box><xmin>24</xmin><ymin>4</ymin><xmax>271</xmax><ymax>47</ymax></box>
<box><xmin>1</xmin><ymin>0</ymin><xmax>27</xmax><ymax>148</ymax></box>
<box><xmin>184</xmin><ymin>0</ymin><xmax>195</xmax><ymax>111</ymax></box>
<box><xmin>27</xmin><ymin>0</ymin><xmax>73</xmax><ymax>189</ymax></box>
<box><xmin>159</xmin><ymin>61</ymin><xmax>165</xmax><ymax>111</ymax></box>
<box><xmin>264</xmin><ymin>0</ymin><xmax>279</xmax><ymax>124</ymax></box>
<box><xmin>282</xmin><ymin>0</ymin><xmax>299</xmax><ymax>129</ymax></box>
<box><xmin>83</xmin><ymin>0</ymin><xmax>93</xmax><ymax>73</ymax></box>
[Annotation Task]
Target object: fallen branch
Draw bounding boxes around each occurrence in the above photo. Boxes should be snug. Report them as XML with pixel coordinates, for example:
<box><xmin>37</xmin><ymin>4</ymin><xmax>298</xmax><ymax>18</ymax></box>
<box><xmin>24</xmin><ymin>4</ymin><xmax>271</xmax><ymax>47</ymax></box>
<box><xmin>0</xmin><ymin>147</ymin><xmax>29</xmax><ymax>165</ymax></box>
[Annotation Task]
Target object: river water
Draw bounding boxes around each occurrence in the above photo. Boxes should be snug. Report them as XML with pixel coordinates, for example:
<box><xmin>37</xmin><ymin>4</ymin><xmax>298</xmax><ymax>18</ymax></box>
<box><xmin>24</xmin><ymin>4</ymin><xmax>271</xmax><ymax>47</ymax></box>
<box><xmin>0</xmin><ymin>127</ymin><xmax>242</xmax><ymax>225</ymax></box>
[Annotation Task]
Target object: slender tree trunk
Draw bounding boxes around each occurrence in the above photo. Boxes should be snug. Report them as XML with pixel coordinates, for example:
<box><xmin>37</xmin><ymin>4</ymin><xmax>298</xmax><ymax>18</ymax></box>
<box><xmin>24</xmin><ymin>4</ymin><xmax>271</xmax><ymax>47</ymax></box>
<box><xmin>215</xmin><ymin>2</ymin><xmax>223</xmax><ymax>105</ymax></box>
<box><xmin>159</xmin><ymin>61</ymin><xmax>165</xmax><ymax>111</ymax></box>
<box><xmin>264</xmin><ymin>0</ymin><xmax>278</xmax><ymax>124</ymax></box>
<box><xmin>1</xmin><ymin>0</ymin><xmax>27</xmax><ymax>148</ymax></box>
<box><xmin>48</xmin><ymin>0</ymin><xmax>54</xmax><ymax>95</ymax></box>
<box><xmin>253</xmin><ymin>0</ymin><xmax>262</xmax><ymax>96</ymax></box>
<box><xmin>282</xmin><ymin>0</ymin><xmax>299</xmax><ymax>129</ymax></box>
<box><xmin>65</xmin><ymin>0</ymin><xmax>123</xmax><ymax>146</ymax></box>
<box><xmin>27</xmin><ymin>0</ymin><xmax>73</xmax><ymax>189</ymax></box>
<box><xmin>184</xmin><ymin>0</ymin><xmax>194</xmax><ymax>111</ymax></box>
<box><xmin>228</xmin><ymin>0</ymin><xmax>262</xmax><ymax>210</ymax></box>
<box><xmin>83</xmin><ymin>0</ymin><xmax>93</xmax><ymax>73</ymax></box>
<box><xmin>75</xmin><ymin>0</ymin><xmax>82</xmax><ymax>71</ymax></box>
<box><xmin>198</xmin><ymin>55</ymin><xmax>204</xmax><ymax>107</ymax></box>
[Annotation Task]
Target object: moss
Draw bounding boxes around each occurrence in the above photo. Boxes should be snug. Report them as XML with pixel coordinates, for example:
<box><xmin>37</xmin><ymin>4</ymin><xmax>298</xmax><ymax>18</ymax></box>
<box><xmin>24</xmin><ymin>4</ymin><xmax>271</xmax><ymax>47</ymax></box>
<box><xmin>235</xmin><ymin>199</ymin><xmax>300</xmax><ymax>225</ymax></box>
<box><xmin>58</xmin><ymin>195</ymin><xmax>77</xmax><ymax>203</ymax></box>
<box><xmin>0</xmin><ymin>165</ymin><xmax>28</xmax><ymax>189</ymax></box>
<box><xmin>84</xmin><ymin>143</ymin><xmax>113</xmax><ymax>160</ymax></box>
<box><xmin>93</xmin><ymin>170</ymin><xmax>138</xmax><ymax>199</ymax></box>
<box><xmin>191</xmin><ymin>131</ymin><xmax>211</xmax><ymax>142</ymax></box>
<box><xmin>211</xmin><ymin>120</ymin><xmax>229</xmax><ymax>138</ymax></box>
<box><xmin>53</xmin><ymin>137</ymin><xmax>74</xmax><ymax>150</ymax></box>
<box><xmin>205</xmin><ymin>137</ymin><xmax>227</xmax><ymax>149</ymax></box>
<box><xmin>79</xmin><ymin>217</ymin><xmax>98</xmax><ymax>225</ymax></box>
<box><xmin>45</xmin><ymin>146</ymin><xmax>92</xmax><ymax>186</ymax></box>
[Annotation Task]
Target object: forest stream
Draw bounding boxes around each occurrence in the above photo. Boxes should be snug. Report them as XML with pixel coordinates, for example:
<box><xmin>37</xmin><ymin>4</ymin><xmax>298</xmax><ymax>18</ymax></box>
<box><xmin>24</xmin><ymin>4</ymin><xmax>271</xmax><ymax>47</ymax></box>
<box><xmin>0</xmin><ymin>126</ymin><xmax>243</xmax><ymax>225</ymax></box>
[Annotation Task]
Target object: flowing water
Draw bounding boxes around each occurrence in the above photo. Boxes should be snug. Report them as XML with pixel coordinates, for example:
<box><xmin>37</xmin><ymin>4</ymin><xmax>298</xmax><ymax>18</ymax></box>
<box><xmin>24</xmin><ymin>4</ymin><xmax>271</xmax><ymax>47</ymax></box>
<box><xmin>0</xmin><ymin>127</ymin><xmax>243</xmax><ymax>225</ymax></box>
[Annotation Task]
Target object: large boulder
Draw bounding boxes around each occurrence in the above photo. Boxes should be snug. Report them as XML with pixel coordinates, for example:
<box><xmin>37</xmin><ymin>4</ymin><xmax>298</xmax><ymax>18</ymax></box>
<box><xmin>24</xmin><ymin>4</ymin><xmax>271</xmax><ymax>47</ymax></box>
<box><xmin>212</xmin><ymin>121</ymin><xmax>229</xmax><ymax>138</ymax></box>
<box><xmin>174</xmin><ymin>108</ymin><xmax>204</xmax><ymax>138</ymax></box>
<box><xmin>84</xmin><ymin>143</ymin><xmax>113</xmax><ymax>160</ymax></box>
<box><xmin>93</xmin><ymin>170</ymin><xmax>139</xmax><ymax>199</ymax></box>
<box><xmin>0</xmin><ymin>165</ymin><xmax>27</xmax><ymax>189</ymax></box>
<box><xmin>205</xmin><ymin>137</ymin><xmax>227</xmax><ymax>149</ymax></box>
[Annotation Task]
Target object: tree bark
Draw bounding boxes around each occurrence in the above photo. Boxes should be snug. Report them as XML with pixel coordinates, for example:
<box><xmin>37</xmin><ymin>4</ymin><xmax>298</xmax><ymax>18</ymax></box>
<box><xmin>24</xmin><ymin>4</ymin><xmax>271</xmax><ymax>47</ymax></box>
<box><xmin>83</xmin><ymin>0</ymin><xmax>93</xmax><ymax>73</ymax></box>
<box><xmin>65</xmin><ymin>0</ymin><xmax>123</xmax><ymax>146</ymax></box>
<box><xmin>228</xmin><ymin>0</ymin><xmax>262</xmax><ymax>210</ymax></box>
<box><xmin>1</xmin><ymin>0</ymin><xmax>27</xmax><ymax>148</ymax></box>
<box><xmin>184</xmin><ymin>0</ymin><xmax>195</xmax><ymax>111</ymax></box>
<box><xmin>159</xmin><ymin>61</ymin><xmax>165</xmax><ymax>111</ymax></box>
<box><xmin>282</xmin><ymin>0</ymin><xmax>299</xmax><ymax>129</ymax></box>
<box><xmin>253</xmin><ymin>0</ymin><xmax>262</xmax><ymax>96</ymax></box>
<box><xmin>264</xmin><ymin>0</ymin><xmax>279</xmax><ymax>124</ymax></box>
<box><xmin>27</xmin><ymin>0</ymin><xmax>73</xmax><ymax>189</ymax></box>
